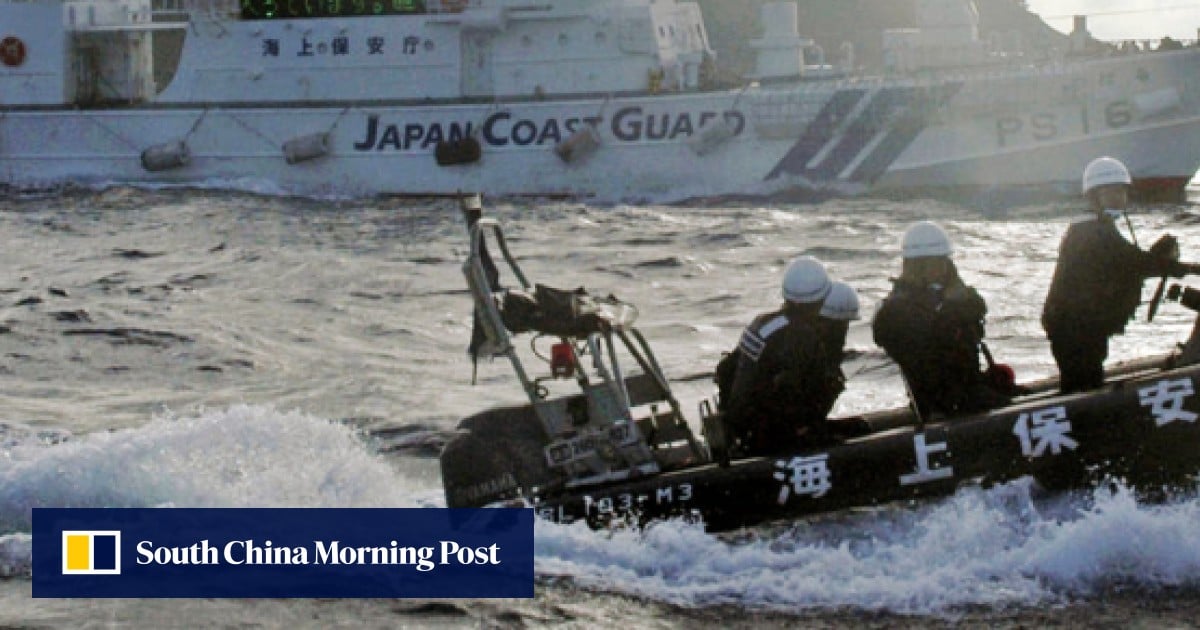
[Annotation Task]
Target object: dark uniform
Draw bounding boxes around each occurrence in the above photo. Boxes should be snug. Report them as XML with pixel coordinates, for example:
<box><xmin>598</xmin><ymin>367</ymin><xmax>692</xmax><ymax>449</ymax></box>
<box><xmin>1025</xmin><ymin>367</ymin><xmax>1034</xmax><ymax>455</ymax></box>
<box><xmin>722</xmin><ymin>308</ymin><xmax>842</xmax><ymax>455</ymax></box>
<box><xmin>1043</xmin><ymin>215</ymin><xmax>1179</xmax><ymax>392</ymax></box>
<box><xmin>873</xmin><ymin>278</ymin><xmax>1004</xmax><ymax>417</ymax></box>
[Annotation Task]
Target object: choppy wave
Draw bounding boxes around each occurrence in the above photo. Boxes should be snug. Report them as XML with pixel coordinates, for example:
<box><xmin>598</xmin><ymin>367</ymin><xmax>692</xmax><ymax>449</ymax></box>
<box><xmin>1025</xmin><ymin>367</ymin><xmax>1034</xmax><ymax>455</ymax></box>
<box><xmin>535</xmin><ymin>480</ymin><xmax>1200</xmax><ymax>615</ymax></box>
<box><xmin>0</xmin><ymin>404</ymin><xmax>441</xmax><ymax>576</ymax></box>
<box><xmin>5</xmin><ymin>189</ymin><xmax>1200</xmax><ymax>620</ymax></box>
<box><xmin>10</xmin><ymin>402</ymin><xmax>1200</xmax><ymax>613</ymax></box>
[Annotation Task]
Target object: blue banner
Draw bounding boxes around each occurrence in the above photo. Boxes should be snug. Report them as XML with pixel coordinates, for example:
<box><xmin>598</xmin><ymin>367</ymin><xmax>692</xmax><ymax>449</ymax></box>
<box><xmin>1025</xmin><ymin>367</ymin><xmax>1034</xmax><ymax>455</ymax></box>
<box><xmin>33</xmin><ymin>508</ymin><xmax>534</xmax><ymax>598</ymax></box>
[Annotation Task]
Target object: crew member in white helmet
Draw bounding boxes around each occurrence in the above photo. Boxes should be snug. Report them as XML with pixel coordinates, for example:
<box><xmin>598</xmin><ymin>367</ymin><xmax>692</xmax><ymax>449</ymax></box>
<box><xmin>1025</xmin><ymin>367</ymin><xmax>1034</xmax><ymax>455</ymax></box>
<box><xmin>1043</xmin><ymin>156</ymin><xmax>1192</xmax><ymax>393</ymax></box>
<box><xmin>718</xmin><ymin>256</ymin><xmax>846</xmax><ymax>455</ymax></box>
<box><xmin>873</xmin><ymin>221</ymin><xmax>1010</xmax><ymax>417</ymax></box>
<box><xmin>814</xmin><ymin>281</ymin><xmax>874</xmax><ymax>439</ymax></box>
<box><xmin>818</xmin><ymin>280</ymin><xmax>860</xmax><ymax>368</ymax></box>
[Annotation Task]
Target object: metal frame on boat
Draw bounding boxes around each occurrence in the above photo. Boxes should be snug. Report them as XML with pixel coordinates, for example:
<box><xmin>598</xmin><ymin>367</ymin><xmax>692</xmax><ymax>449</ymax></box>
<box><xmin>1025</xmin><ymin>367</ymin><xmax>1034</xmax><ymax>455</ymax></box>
<box><xmin>452</xmin><ymin>194</ymin><xmax>706</xmax><ymax>493</ymax></box>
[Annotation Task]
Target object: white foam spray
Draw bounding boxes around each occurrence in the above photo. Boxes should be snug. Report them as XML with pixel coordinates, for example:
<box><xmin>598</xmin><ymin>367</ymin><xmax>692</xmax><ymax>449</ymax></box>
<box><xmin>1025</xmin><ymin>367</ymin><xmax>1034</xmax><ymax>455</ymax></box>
<box><xmin>535</xmin><ymin>479</ymin><xmax>1200</xmax><ymax>614</ymax></box>
<box><xmin>0</xmin><ymin>404</ymin><xmax>435</xmax><ymax>576</ymax></box>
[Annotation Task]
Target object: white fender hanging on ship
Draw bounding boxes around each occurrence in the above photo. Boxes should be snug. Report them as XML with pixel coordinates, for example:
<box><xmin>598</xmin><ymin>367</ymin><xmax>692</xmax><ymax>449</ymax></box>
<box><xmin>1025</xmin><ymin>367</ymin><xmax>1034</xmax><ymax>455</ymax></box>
<box><xmin>140</xmin><ymin>140</ymin><xmax>190</xmax><ymax>172</ymax></box>
<box><xmin>1134</xmin><ymin>88</ymin><xmax>1183</xmax><ymax>121</ymax></box>
<box><xmin>689</xmin><ymin>117</ymin><xmax>736</xmax><ymax>156</ymax></box>
<box><xmin>554</xmin><ymin>126</ymin><xmax>601</xmax><ymax>164</ymax></box>
<box><xmin>282</xmin><ymin>132</ymin><xmax>330</xmax><ymax>165</ymax></box>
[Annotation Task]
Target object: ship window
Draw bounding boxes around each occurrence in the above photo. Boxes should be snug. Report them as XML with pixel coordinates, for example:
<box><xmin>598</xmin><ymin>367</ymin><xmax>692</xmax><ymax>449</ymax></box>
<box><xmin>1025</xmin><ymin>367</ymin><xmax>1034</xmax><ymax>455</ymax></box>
<box><xmin>241</xmin><ymin>0</ymin><xmax>426</xmax><ymax>19</ymax></box>
<box><xmin>659</xmin><ymin>26</ymin><xmax>666</xmax><ymax>38</ymax></box>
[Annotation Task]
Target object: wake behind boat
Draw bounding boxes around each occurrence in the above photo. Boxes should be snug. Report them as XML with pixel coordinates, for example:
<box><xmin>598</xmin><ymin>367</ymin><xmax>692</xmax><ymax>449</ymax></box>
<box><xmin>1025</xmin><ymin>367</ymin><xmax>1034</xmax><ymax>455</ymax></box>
<box><xmin>440</xmin><ymin>195</ymin><xmax>1200</xmax><ymax>531</ymax></box>
<box><xmin>2</xmin><ymin>0</ymin><xmax>1200</xmax><ymax>200</ymax></box>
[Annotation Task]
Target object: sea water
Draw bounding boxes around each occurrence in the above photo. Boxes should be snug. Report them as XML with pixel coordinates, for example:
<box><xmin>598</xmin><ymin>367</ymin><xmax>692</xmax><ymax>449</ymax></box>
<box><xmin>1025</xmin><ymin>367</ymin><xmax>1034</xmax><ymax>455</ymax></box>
<box><xmin>2</xmin><ymin>187</ymin><xmax>1200</xmax><ymax>626</ymax></box>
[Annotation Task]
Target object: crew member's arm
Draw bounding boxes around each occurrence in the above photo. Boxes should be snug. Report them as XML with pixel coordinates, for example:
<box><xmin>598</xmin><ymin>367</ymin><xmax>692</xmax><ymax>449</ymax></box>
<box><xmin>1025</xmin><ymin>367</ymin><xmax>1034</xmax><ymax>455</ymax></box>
<box><xmin>873</xmin><ymin>297</ymin><xmax>939</xmax><ymax>413</ymax></box>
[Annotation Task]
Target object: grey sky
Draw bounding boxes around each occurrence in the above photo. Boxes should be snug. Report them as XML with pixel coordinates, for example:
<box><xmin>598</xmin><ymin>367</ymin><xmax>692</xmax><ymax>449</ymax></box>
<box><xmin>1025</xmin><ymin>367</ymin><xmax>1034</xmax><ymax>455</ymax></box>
<box><xmin>1024</xmin><ymin>1</ymin><xmax>1200</xmax><ymax>41</ymax></box>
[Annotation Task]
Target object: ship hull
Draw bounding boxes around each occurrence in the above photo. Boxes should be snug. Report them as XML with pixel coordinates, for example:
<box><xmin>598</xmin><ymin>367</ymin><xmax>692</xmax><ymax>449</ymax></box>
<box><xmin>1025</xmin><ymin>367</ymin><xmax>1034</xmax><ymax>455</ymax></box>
<box><xmin>4</xmin><ymin>50</ymin><xmax>1200</xmax><ymax>201</ymax></box>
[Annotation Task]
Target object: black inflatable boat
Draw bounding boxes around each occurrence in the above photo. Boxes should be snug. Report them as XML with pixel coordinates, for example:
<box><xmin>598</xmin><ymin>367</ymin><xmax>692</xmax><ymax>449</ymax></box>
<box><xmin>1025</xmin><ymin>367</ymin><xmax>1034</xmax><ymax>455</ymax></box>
<box><xmin>440</xmin><ymin>196</ymin><xmax>1200</xmax><ymax>532</ymax></box>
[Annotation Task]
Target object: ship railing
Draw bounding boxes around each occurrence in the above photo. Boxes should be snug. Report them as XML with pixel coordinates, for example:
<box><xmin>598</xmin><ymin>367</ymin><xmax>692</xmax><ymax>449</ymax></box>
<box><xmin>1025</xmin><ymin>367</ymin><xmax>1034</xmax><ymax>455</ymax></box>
<box><xmin>748</xmin><ymin>62</ymin><xmax>1105</xmax><ymax>128</ymax></box>
<box><xmin>427</xmin><ymin>0</ymin><xmax>483</xmax><ymax>12</ymax></box>
<box><xmin>149</xmin><ymin>0</ymin><xmax>482</xmax><ymax>16</ymax></box>
<box><xmin>65</xmin><ymin>0</ymin><xmax>190</xmax><ymax>29</ymax></box>
<box><xmin>748</xmin><ymin>36</ymin><xmax>1200</xmax><ymax>130</ymax></box>
<box><xmin>1096</xmin><ymin>37</ymin><xmax>1199</xmax><ymax>54</ymax></box>
<box><xmin>885</xmin><ymin>39</ymin><xmax>1198</xmax><ymax>76</ymax></box>
<box><xmin>151</xmin><ymin>0</ymin><xmax>238</xmax><ymax>20</ymax></box>
<box><xmin>905</xmin><ymin>55</ymin><xmax>1181</xmax><ymax>94</ymax></box>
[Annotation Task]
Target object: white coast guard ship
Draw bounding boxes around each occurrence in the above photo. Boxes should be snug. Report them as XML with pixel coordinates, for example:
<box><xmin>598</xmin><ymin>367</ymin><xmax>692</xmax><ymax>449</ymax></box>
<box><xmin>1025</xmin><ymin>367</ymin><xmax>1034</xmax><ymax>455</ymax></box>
<box><xmin>2</xmin><ymin>0</ymin><xmax>1200</xmax><ymax>201</ymax></box>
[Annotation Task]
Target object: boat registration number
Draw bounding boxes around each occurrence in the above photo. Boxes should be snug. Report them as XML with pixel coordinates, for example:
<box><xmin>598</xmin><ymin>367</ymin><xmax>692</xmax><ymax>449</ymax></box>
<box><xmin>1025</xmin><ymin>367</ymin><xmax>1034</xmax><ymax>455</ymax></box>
<box><xmin>544</xmin><ymin>424</ymin><xmax>638</xmax><ymax>467</ymax></box>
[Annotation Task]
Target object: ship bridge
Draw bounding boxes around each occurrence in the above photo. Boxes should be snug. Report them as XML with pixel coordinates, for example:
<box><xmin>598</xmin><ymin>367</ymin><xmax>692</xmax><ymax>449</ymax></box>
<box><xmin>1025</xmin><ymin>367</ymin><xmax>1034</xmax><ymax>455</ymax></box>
<box><xmin>0</xmin><ymin>0</ymin><xmax>718</xmax><ymax>107</ymax></box>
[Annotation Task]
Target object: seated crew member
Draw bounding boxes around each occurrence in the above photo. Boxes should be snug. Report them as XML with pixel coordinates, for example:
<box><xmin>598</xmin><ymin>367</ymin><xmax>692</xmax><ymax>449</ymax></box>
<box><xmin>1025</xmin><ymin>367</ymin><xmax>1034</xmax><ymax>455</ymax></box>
<box><xmin>813</xmin><ymin>281</ymin><xmax>860</xmax><ymax>417</ymax></box>
<box><xmin>722</xmin><ymin>256</ymin><xmax>842</xmax><ymax>455</ymax></box>
<box><xmin>816</xmin><ymin>281</ymin><xmax>873</xmax><ymax>439</ymax></box>
<box><xmin>1043</xmin><ymin>156</ymin><xmax>1191</xmax><ymax>393</ymax></box>
<box><xmin>873</xmin><ymin>221</ymin><xmax>1009</xmax><ymax>418</ymax></box>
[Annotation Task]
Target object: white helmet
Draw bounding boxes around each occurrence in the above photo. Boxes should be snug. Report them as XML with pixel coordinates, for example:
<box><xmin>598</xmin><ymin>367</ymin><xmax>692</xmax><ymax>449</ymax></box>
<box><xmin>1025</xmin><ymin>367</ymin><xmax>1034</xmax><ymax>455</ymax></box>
<box><xmin>901</xmin><ymin>221</ymin><xmax>953</xmax><ymax>259</ymax></box>
<box><xmin>1081</xmin><ymin>156</ymin><xmax>1132</xmax><ymax>195</ymax></box>
<box><xmin>781</xmin><ymin>256</ymin><xmax>832</xmax><ymax>304</ymax></box>
<box><xmin>820</xmin><ymin>281</ymin><xmax>861</xmax><ymax>321</ymax></box>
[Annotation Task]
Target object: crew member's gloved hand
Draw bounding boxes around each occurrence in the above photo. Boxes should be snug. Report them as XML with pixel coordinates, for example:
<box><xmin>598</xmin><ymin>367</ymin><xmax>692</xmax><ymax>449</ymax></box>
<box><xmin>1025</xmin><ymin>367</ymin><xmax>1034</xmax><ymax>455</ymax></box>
<box><xmin>942</xmin><ymin>281</ymin><xmax>969</xmax><ymax>303</ymax></box>
<box><xmin>1150</xmin><ymin>234</ymin><xmax>1181</xmax><ymax>263</ymax></box>
<box><xmin>1150</xmin><ymin>234</ymin><xmax>1183</xmax><ymax>276</ymax></box>
<box><xmin>938</xmin><ymin>281</ymin><xmax>986</xmax><ymax>338</ymax></box>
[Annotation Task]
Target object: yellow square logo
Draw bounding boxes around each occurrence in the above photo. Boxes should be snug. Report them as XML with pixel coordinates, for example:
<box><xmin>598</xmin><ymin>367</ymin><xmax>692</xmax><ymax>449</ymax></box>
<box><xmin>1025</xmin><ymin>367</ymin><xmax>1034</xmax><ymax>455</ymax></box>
<box><xmin>61</xmin><ymin>531</ymin><xmax>121</xmax><ymax>575</ymax></box>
